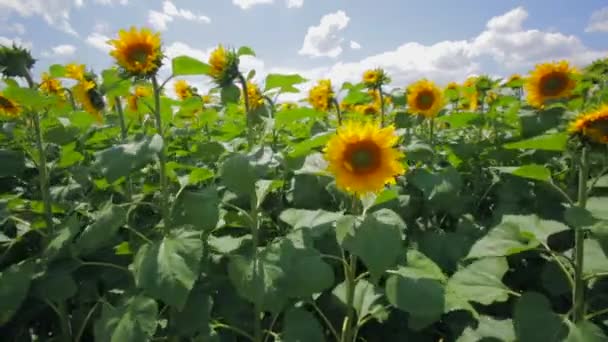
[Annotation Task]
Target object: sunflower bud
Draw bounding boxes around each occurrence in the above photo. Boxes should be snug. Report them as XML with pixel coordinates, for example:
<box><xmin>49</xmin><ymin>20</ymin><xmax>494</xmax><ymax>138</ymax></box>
<box><xmin>208</xmin><ymin>45</ymin><xmax>239</xmax><ymax>87</ymax></box>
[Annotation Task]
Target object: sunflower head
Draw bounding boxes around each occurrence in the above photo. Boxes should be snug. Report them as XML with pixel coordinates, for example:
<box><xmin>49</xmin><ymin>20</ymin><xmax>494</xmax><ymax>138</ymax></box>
<box><xmin>0</xmin><ymin>44</ymin><xmax>36</xmax><ymax>78</ymax></box>
<box><xmin>355</xmin><ymin>104</ymin><xmax>379</xmax><ymax>115</ymax></box>
<box><xmin>0</xmin><ymin>92</ymin><xmax>21</xmax><ymax>118</ymax></box>
<box><xmin>444</xmin><ymin>82</ymin><xmax>460</xmax><ymax>102</ymax></box>
<box><xmin>127</xmin><ymin>85</ymin><xmax>152</xmax><ymax>112</ymax></box>
<box><xmin>40</xmin><ymin>72</ymin><xmax>64</xmax><ymax>97</ymax></box>
<box><xmin>109</xmin><ymin>27</ymin><xmax>163</xmax><ymax>77</ymax></box>
<box><xmin>460</xmin><ymin>77</ymin><xmax>479</xmax><ymax>111</ymax></box>
<box><xmin>324</xmin><ymin>120</ymin><xmax>405</xmax><ymax>196</ymax></box>
<box><xmin>569</xmin><ymin>105</ymin><xmax>608</xmax><ymax>145</ymax></box>
<box><xmin>174</xmin><ymin>79</ymin><xmax>194</xmax><ymax>100</ymax></box>
<box><xmin>485</xmin><ymin>91</ymin><xmax>499</xmax><ymax>105</ymax></box>
<box><xmin>73</xmin><ymin>79</ymin><xmax>105</xmax><ymax>122</ymax></box>
<box><xmin>525</xmin><ymin>61</ymin><xmax>577</xmax><ymax>108</ymax></box>
<box><xmin>243</xmin><ymin>81</ymin><xmax>264</xmax><ymax>110</ymax></box>
<box><xmin>362</xmin><ymin>68</ymin><xmax>389</xmax><ymax>88</ymax></box>
<box><xmin>208</xmin><ymin>45</ymin><xmax>239</xmax><ymax>87</ymax></box>
<box><xmin>407</xmin><ymin>79</ymin><xmax>444</xmax><ymax>118</ymax></box>
<box><xmin>308</xmin><ymin>79</ymin><xmax>334</xmax><ymax>112</ymax></box>
<box><xmin>65</xmin><ymin>63</ymin><xmax>86</xmax><ymax>81</ymax></box>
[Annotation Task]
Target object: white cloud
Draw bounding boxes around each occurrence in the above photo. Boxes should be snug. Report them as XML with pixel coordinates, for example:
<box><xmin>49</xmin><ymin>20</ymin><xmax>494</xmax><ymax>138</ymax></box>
<box><xmin>286</xmin><ymin>0</ymin><xmax>303</xmax><ymax>8</ymax></box>
<box><xmin>299</xmin><ymin>10</ymin><xmax>350</xmax><ymax>58</ymax></box>
<box><xmin>0</xmin><ymin>0</ymin><xmax>79</xmax><ymax>36</ymax></box>
<box><xmin>148</xmin><ymin>1</ymin><xmax>210</xmax><ymax>31</ymax></box>
<box><xmin>86</xmin><ymin>32</ymin><xmax>111</xmax><ymax>53</ymax></box>
<box><xmin>349</xmin><ymin>40</ymin><xmax>361</xmax><ymax>50</ymax></box>
<box><xmin>1</xmin><ymin>23</ymin><xmax>26</xmax><ymax>35</ymax></box>
<box><xmin>42</xmin><ymin>44</ymin><xmax>76</xmax><ymax>57</ymax></box>
<box><xmin>233</xmin><ymin>0</ymin><xmax>273</xmax><ymax>10</ymax></box>
<box><xmin>0</xmin><ymin>36</ymin><xmax>32</xmax><ymax>49</ymax></box>
<box><xmin>586</xmin><ymin>7</ymin><xmax>608</xmax><ymax>32</ymax></box>
<box><xmin>93</xmin><ymin>0</ymin><xmax>128</xmax><ymax>5</ymax></box>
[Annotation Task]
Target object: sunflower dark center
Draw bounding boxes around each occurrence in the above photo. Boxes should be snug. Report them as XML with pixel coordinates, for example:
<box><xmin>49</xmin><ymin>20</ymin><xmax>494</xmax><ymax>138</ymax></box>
<box><xmin>586</xmin><ymin>119</ymin><xmax>608</xmax><ymax>143</ymax></box>
<box><xmin>0</xmin><ymin>96</ymin><xmax>14</xmax><ymax>109</ymax></box>
<box><xmin>127</xmin><ymin>45</ymin><xmax>152</xmax><ymax>64</ymax></box>
<box><xmin>345</xmin><ymin>141</ymin><xmax>381</xmax><ymax>174</ymax></box>
<box><xmin>416</xmin><ymin>91</ymin><xmax>435</xmax><ymax>110</ymax></box>
<box><xmin>540</xmin><ymin>72</ymin><xmax>568</xmax><ymax>96</ymax></box>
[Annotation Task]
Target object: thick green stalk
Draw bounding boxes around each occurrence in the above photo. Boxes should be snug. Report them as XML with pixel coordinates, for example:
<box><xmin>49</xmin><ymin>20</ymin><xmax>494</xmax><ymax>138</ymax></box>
<box><xmin>429</xmin><ymin>117</ymin><xmax>435</xmax><ymax>148</ymax></box>
<box><xmin>151</xmin><ymin>76</ymin><xmax>170</xmax><ymax>231</ymax></box>
<box><xmin>32</xmin><ymin>112</ymin><xmax>53</xmax><ymax>232</ymax></box>
<box><xmin>114</xmin><ymin>97</ymin><xmax>133</xmax><ymax>201</ymax></box>
<box><xmin>238</xmin><ymin>73</ymin><xmax>254</xmax><ymax>150</ymax></box>
<box><xmin>331</xmin><ymin>98</ymin><xmax>342</xmax><ymax>125</ymax></box>
<box><xmin>573</xmin><ymin>146</ymin><xmax>590</xmax><ymax>323</ymax></box>
<box><xmin>250</xmin><ymin>195</ymin><xmax>262</xmax><ymax>342</ymax></box>
<box><xmin>378</xmin><ymin>86</ymin><xmax>385</xmax><ymax>127</ymax></box>
<box><xmin>341</xmin><ymin>253</ymin><xmax>357</xmax><ymax>342</ymax></box>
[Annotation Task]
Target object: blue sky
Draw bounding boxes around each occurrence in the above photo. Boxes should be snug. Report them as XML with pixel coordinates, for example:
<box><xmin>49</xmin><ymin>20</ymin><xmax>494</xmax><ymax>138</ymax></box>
<box><xmin>1</xmin><ymin>0</ymin><xmax>607</xmax><ymax>95</ymax></box>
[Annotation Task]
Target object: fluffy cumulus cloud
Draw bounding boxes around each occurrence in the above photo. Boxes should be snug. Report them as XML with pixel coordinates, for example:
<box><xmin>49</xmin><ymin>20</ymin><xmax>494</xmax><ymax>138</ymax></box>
<box><xmin>0</xmin><ymin>36</ymin><xmax>32</xmax><ymax>49</ymax></box>
<box><xmin>293</xmin><ymin>7</ymin><xmax>606</xmax><ymax>87</ymax></box>
<box><xmin>299</xmin><ymin>10</ymin><xmax>350</xmax><ymax>58</ymax></box>
<box><xmin>586</xmin><ymin>7</ymin><xmax>608</xmax><ymax>32</ymax></box>
<box><xmin>148</xmin><ymin>1</ymin><xmax>211</xmax><ymax>31</ymax></box>
<box><xmin>42</xmin><ymin>44</ymin><xmax>76</xmax><ymax>57</ymax></box>
<box><xmin>86</xmin><ymin>32</ymin><xmax>111</xmax><ymax>53</ymax></box>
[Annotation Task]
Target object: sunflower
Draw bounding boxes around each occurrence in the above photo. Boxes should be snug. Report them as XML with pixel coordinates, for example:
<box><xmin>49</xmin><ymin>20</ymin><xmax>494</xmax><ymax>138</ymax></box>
<box><xmin>525</xmin><ymin>61</ymin><xmax>577</xmax><ymax>108</ymax></box>
<box><xmin>73</xmin><ymin>81</ymin><xmax>104</xmax><ymax>122</ymax></box>
<box><xmin>127</xmin><ymin>85</ymin><xmax>152</xmax><ymax>112</ymax></box>
<box><xmin>174</xmin><ymin>80</ymin><xmax>193</xmax><ymax>100</ymax></box>
<box><xmin>461</xmin><ymin>77</ymin><xmax>479</xmax><ymax>111</ymax></box>
<box><xmin>109</xmin><ymin>27</ymin><xmax>162</xmax><ymax>76</ymax></box>
<box><xmin>243</xmin><ymin>81</ymin><xmax>264</xmax><ymax>110</ymax></box>
<box><xmin>208</xmin><ymin>45</ymin><xmax>239</xmax><ymax>86</ymax></box>
<box><xmin>40</xmin><ymin>72</ymin><xmax>64</xmax><ymax>97</ymax></box>
<box><xmin>569</xmin><ymin>105</ymin><xmax>608</xmax><ymax>144</ymax></box>
<box><xmin>355</xmin><ymin>103</ymin><xmax>379</xmax><ymax>115</ymax></box>
<box><xmin>446</xmin><ymin>82</ymin><xmax>459</xmax><ymax>91</ymax></box>
<box><xmin>0</xmin><ymin>93</ymin><xmax>20</xmax><ymax>118</ymax></box>
<box><xmin>308</xmin><ymin>79</ymin><xmax>334</xmax><ymax>112</ymax></box>
<box><xmin>407</xmin><ymin>79</ymin><xmax>444</xmax><ymax>118</ymax></box>
<box><xmin>324</xmin><ymin>120</ymin><xmax>405</xmax><ymax>196</ymax></box>
<box><xmin>507</xmin><ymin>74</ymin><xmax>522</xmax><ymax>83</ymax></box>
<box><xmin>66</xmin><ymin>63</ymin><xmax>86</xmax><ymax>81</ymax></box>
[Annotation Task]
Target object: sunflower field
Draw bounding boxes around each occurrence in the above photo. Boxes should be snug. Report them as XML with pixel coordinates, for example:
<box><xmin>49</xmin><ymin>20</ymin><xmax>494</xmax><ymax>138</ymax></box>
<box><xmin>1</xmin><ymin>27</ymin><xmax>608</xmax><ymax>342</ymax></box>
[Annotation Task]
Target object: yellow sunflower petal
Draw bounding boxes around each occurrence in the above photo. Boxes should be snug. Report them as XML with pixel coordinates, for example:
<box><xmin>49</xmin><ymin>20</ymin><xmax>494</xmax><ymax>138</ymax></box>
<box><xmin>525</xmin><ymin>60</ymin><xmax>577</xmax><ymax>108</ymax></box>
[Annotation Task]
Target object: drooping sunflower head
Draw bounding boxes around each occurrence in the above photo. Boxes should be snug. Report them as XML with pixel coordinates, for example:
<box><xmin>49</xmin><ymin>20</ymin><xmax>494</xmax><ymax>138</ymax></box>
<box><xmin>65</xmin><ymin>63</ymin><xmax>86</xmax><ymax>81</ymax></box>
<box><xmin>40</xmin><ymin>72</ymin><xmax>64</xmax><ymax>97</ymax></box>
<box><xmin>324</xmin><ymin>120</ymin><xmax>405</xmax><ymax>196</ymax></box>
<box><xmin>109</xmin><ymin>27</ymin><xmax>163</xmax><ymax>77</ymax></box>
<box><xmin>569</xmin><ymin>105</ymin><xmax>608</xmax><ymax>145</ymax></box>
<box><xmin>73</xmin><ymin>80</ymin><xmax>104</xmax><ymax>122</ymax></box>
<box><xmin>0</xmin><ymin>92</ymin><xmax>21</xmax><ymax>118</ymax></box>
<box><xmin>0</xmin><ymin>44</ymin><xmax>36</xmax><ymax>78</ymax></box>
<box><xmin>208</xmin><ymin>44</ymin><xmax>239</xmax><ymax>87</ymax></box>
<box><xmin>407</xmin><ymin>79</ymin><xmax>444</xmax><ymax>118</ymax></box>
<box><xmin>244</xmin><ymin>81</ymin><xmax>264</xmax><ymax>110</ymax></box>
<box><xmin>308</xmin><ymin>79</ymin><xmax>334</xmax><ymax>112</ymax></box>
<box><xmin>525</xmin><ymin>61</ymin><xmax>577</xmax><ymax>108</ymax></box>
<box><xmin>446</xmin><ymin>82</ymin><xmax>459</xmax><ymax>91</ymax></box>
<box><xmin>174</xmin><ymin>79</ymin><xmax>193</xmax><ymax>100</ymax></box>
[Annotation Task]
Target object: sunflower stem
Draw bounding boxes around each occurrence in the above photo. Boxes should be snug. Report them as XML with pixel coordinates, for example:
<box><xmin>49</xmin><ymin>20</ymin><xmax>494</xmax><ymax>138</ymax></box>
<box><xmin>238</xmin><ymin>73</ymin><xmax>255</xmax><ymax>151</ymax></box>
<box><xmin>32</xmin><ymin>111</ymin><xmax>54</xmax><ymax>233</ymax></box>
<box><xmin>378</xmin><ymin>86</ymin><xmax>386</xmax><ymax>127</ymax></box>
<box><xmin>573</xmin><ymin>145</ymin><xmax>590</xmax><ymax>323</ymax></box>
<box><xmin>341</xmin><ymin>197</ymin><xmax>360</xmax><ymax>342</ymax></box>
<box><xmin>114</xmin><ymin>96</ymin><xmax>133</xmax><ymax>201</ymax></box>
<box><xmin>332</xmin><ymin>98</ymin><xmax>342</xmax><ymax>125</ymax></box>
<box><xmin>249</xmin><ymin>194</ymin><xmax>263</xmax><ymax>342</ymax></box>
<box><xmin>152</xmin><ymin>76</ymin><xmax>171</xmax><ymax>232</ymax></box>
<box><xmin>429</xmin><ymin>117</ymin><xmax>435</xmax><ymax>148</ymax></box>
